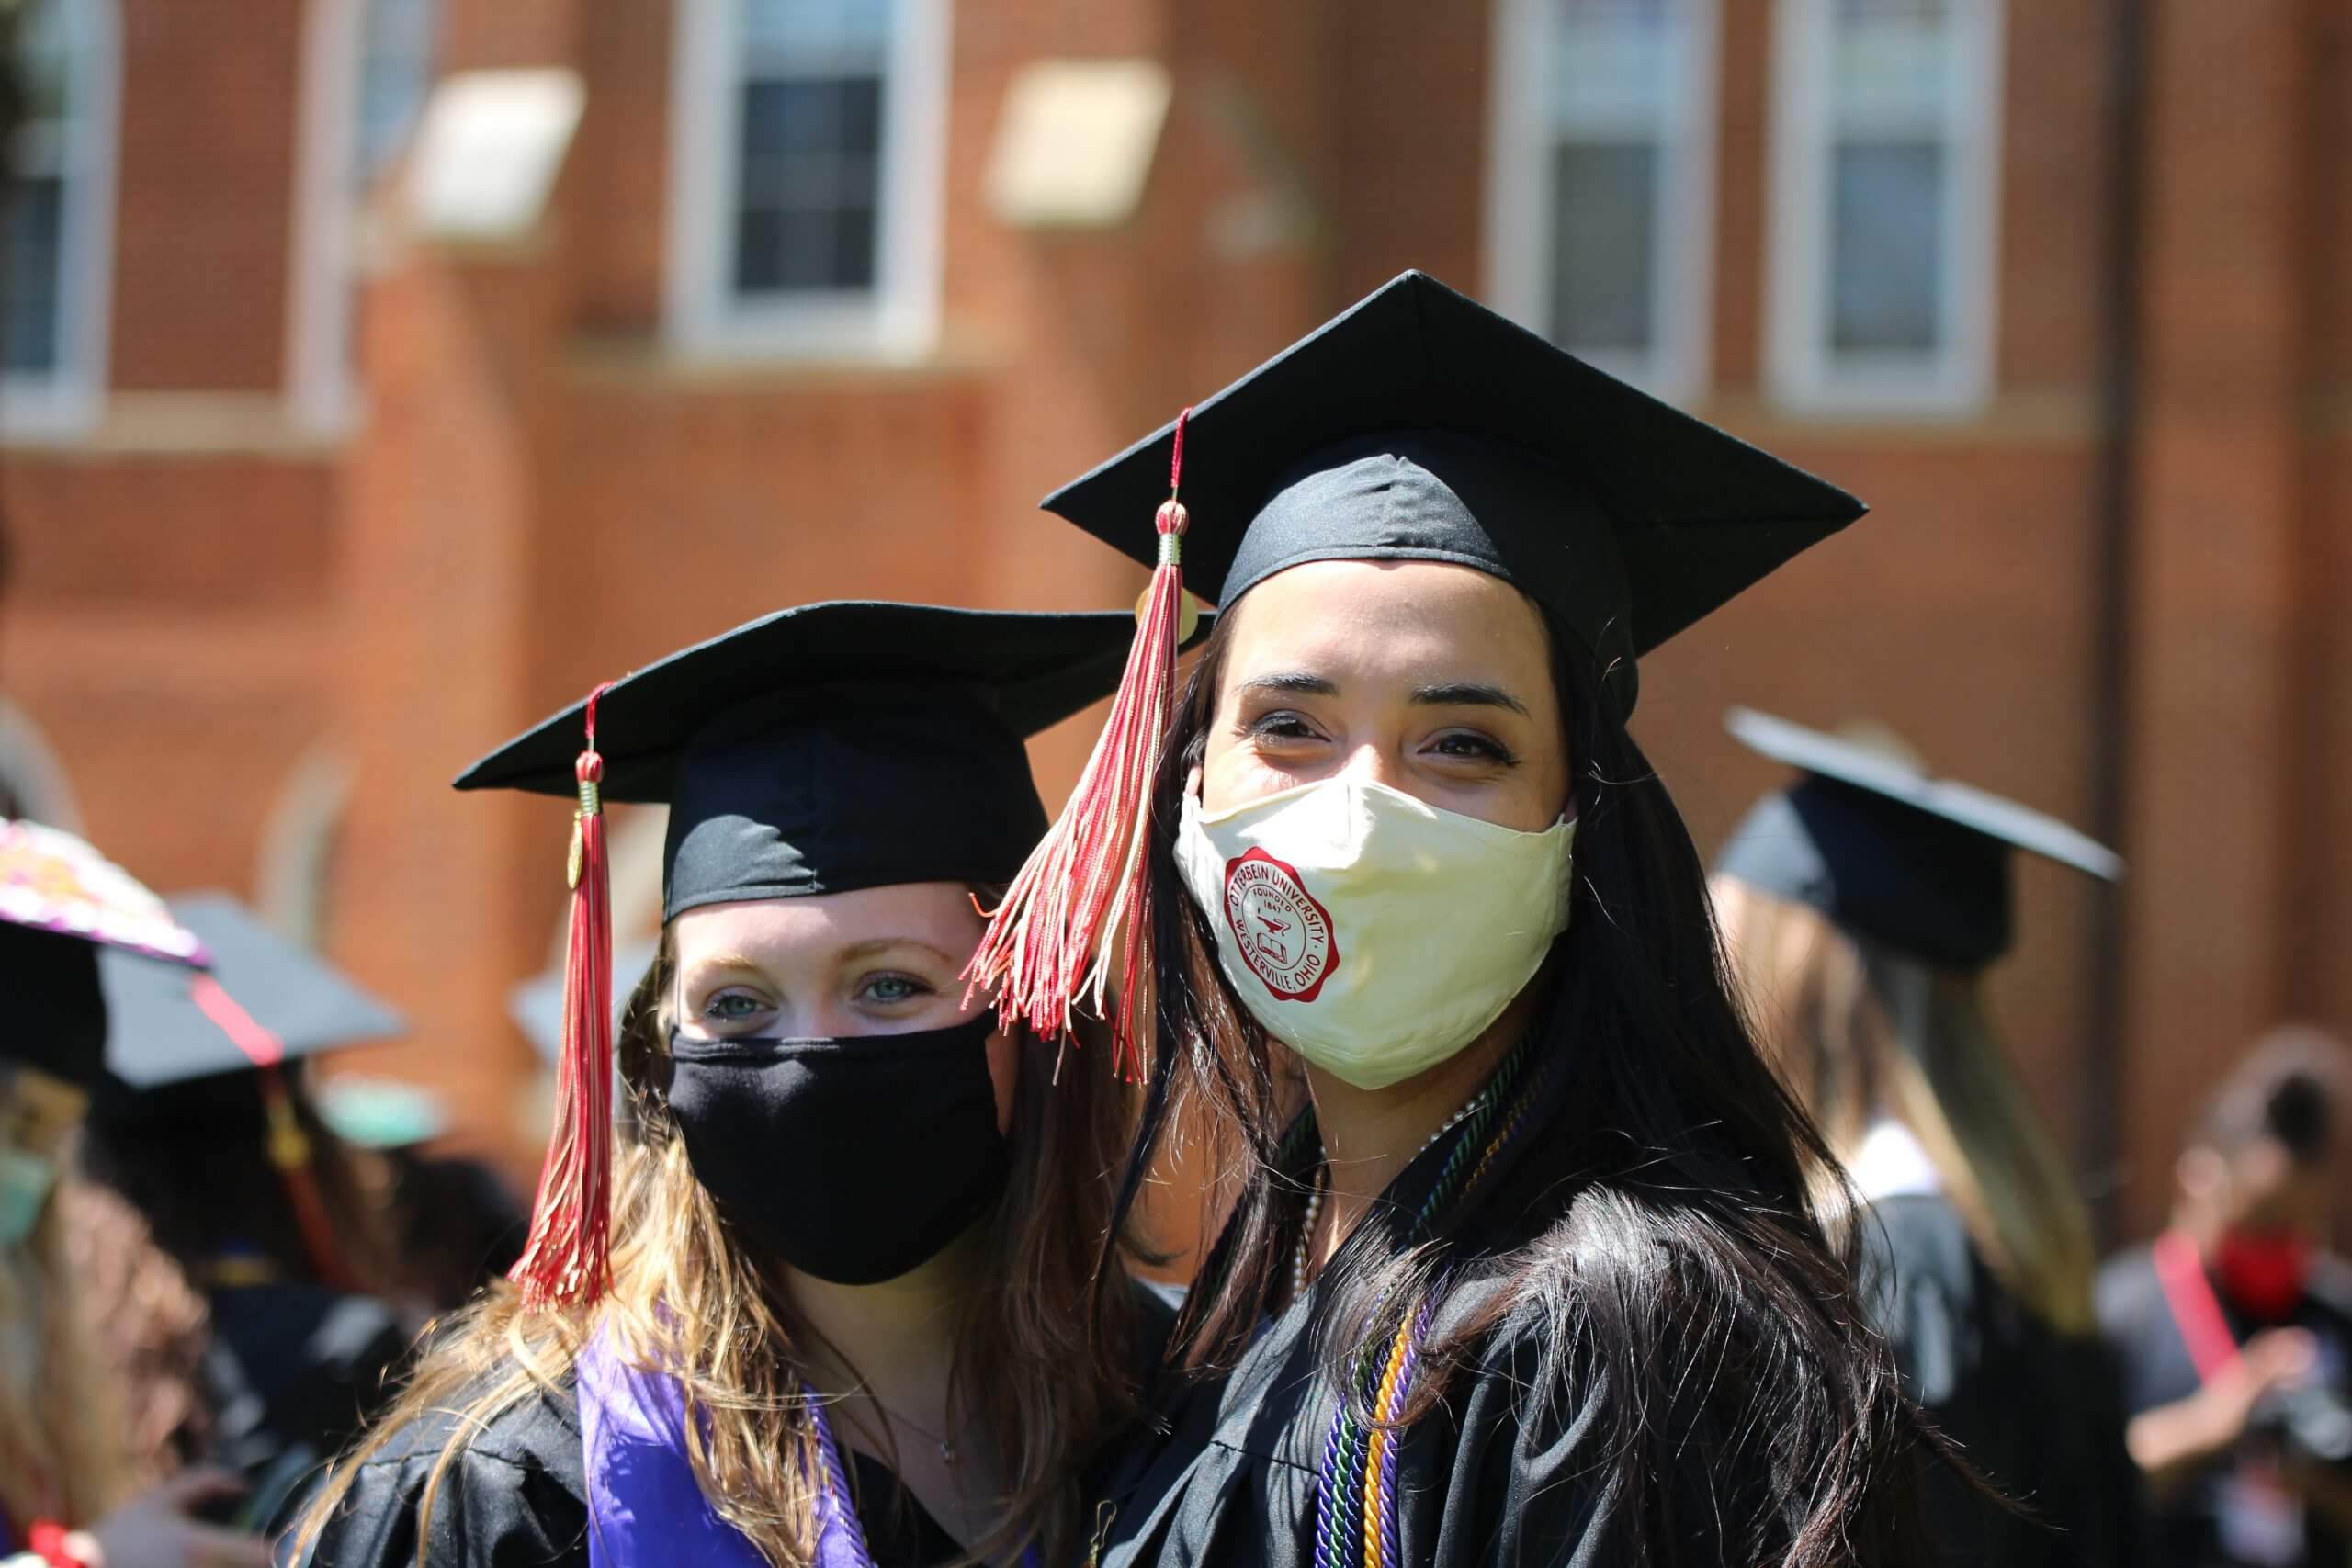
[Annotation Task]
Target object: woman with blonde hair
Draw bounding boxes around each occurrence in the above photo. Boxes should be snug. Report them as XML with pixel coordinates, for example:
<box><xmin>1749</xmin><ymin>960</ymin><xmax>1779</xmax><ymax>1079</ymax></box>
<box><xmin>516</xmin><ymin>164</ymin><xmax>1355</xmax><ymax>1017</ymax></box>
<box><xmin>1709</xmin><ymin>707</ymin><xmax>2138</xmax><ymax>1567</ymax></box>
<box><xmin>301</xmin><ymin>604</ymin><xmax>1179</xmax><ymax>1567</ymax></box>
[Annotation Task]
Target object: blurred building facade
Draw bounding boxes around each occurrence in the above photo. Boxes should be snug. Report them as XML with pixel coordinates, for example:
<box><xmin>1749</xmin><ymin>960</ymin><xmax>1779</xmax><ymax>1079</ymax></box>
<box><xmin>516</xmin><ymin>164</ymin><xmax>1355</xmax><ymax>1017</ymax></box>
<box><xmin>3</xmin><ymin>0</ymin><xmax>2346</xmax><ymax>1238</ymax></box>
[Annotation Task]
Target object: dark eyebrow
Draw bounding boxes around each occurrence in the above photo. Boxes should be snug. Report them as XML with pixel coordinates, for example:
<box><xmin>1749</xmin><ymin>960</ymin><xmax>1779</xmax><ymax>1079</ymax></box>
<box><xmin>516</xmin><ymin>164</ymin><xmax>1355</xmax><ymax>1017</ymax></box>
<box><xmin>1237</xmin><ymin>671</ymin><xmax>1340</xmax><ymax>698</ymax></box>
<box><xmin>1410</xmin><ymin>682</ymin><xmax>1531</xmax><ymax>717</ymax></box>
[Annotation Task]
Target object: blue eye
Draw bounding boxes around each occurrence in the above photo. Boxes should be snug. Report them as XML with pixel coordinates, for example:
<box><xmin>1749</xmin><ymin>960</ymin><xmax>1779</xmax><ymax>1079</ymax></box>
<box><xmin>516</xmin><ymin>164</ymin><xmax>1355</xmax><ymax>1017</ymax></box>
<box><xmin>702</xmin><ymin>992</ymin><xmax>768</xmax><ymax>1022</ymax></box>
<box><xmin>860</xmin><ymin>974</ymin><xmax>933</xmax><ymax>1005</ymax></box>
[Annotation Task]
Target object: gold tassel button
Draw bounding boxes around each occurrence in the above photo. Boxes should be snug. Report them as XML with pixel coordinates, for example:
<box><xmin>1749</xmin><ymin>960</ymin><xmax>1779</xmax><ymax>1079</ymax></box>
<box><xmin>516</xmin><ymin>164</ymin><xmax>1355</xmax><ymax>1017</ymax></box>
<box><xmin>1135</xmin><ymin>586</ymin><xmax>1203</xmax><ymax>643</ymax></box>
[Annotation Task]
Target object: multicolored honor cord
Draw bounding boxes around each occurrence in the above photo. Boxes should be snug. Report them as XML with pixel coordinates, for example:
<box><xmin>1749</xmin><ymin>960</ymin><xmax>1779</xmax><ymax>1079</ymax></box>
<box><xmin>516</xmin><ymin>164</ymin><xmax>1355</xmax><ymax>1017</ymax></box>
<box><xmin>1307</xmin><ymin>1043</ymin><xmax>1548</xmax><ymax>1568</ymax></box>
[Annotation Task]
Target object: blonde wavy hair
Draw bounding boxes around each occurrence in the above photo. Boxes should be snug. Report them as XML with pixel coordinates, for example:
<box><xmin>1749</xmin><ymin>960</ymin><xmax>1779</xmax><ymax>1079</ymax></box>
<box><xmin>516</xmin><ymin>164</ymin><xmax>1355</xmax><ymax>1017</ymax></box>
<box><xmin>297</xmin><ymin>931</ymin><xmax>1143</xmax><ymax>1566</ymax></box>
<box><xmin>0</xmin><ymin>1072</ymin><xmax>131</xmax><ymax>1529</ymax></box>
<box><xmin>1712</xmin><ymin>877</ymin><xmax>2098</xmax><ymax>1336</ymax></box>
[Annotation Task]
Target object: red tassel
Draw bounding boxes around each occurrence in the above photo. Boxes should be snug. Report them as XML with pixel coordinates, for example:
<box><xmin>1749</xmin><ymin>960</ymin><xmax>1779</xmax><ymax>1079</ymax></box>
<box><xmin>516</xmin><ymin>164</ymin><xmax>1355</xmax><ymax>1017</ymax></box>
<box><xmin>189</xmin><ymin>974</ymin><xmax>360</xmax><ymax>1291</ymax></box>
<box><xmin>967</xmin><ymin>409</ymin><xmax>1195</xmax><ymax>1079</ymax></box>
<box><xmin>509</xmin><ymin>682</ymin><xmax>616</xmax><ymax>1310</ymax></box>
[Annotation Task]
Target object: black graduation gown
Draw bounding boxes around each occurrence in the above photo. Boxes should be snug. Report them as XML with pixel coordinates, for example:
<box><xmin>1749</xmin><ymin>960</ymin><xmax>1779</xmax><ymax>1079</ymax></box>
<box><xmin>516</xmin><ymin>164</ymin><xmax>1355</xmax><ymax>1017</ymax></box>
<box><xmin>1093</xmin><ymin>1068</ymin><xmax>1872</xmax><ymax>1568</ymax></box>
<box><xmin>312</xmin><ymin>1281</ymin><xmax>1182</xmax><ymax>1567</ymax></box>
<box><xmin>311</xmin><ymin>1368</ymin><xmax>968</xmax><ymax>1568</ymax></box>
<box><xmin>1861</xmin><ymin>1192</ymin><xmax>2141</xmax><ymax>1568</ymax></box>
<box><xmin>1096</xmin><ymin>1276</ymin><xmax>1788</xmax><ymax>1568</ymax></box>
<box><xmin>200</xmin><ymin>1279</ymin><xmax>413</xmax><ymax>1531</ymax></box>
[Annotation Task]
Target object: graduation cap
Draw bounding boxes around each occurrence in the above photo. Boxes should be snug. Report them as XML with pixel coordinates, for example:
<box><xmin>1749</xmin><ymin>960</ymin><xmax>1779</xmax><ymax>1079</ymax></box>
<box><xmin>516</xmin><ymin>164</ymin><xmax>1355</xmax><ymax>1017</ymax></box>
<box><xmin>97</xmin><ymin>893</ymin><xmax>404</xmax><ymax>1093</ymax></box>
<box><xmin>89</xmin><ymin>893</ymin><xmax>407</xmax><ymax>1289</ymax></box>
<box><xmin>1</xmin><ymin>818</ymin><xmax>208</xmax><ymax>1092</ymax></box>
<box><xmin>1714</xmin><ymin>708</ymin><xmax>2124</xmax><ymax>971</ymax></box>
<box><xmin>455</xmin><ymin>600</ymin><xmax>1172</xmax><ymax>1310</ymax></box>
<box><xmin>970</xmin><ymin>269</ymin><xmax>1866</xmax><ymax>1059</ymax></box>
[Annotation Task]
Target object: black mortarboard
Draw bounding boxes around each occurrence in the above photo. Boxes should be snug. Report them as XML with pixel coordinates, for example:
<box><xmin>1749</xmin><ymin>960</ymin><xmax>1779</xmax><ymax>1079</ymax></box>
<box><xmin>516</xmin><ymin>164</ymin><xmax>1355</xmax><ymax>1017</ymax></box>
<box><xmin>2</xmin><ymin>819</ymin><xmax>207</xmax><ymax>1091</ymax></box>
<box><xmin>1040</xmin><ymin>270</ymin><xmax>1866</xmax><ymax>715</ymax></box>
<box><xmin>96</xmin><ymin>893</ymin><xmax>404</xmax><ymax>1093</ymax></box>
<box><xmin>455</xmin><ymin>601</ymin><xmax>1176</xmax><ymax>919</ymax></box>
<box><xmin>1714</xmin><ymin>708</ymin><xmax>2124</xmax><ymax>971</ymax></box>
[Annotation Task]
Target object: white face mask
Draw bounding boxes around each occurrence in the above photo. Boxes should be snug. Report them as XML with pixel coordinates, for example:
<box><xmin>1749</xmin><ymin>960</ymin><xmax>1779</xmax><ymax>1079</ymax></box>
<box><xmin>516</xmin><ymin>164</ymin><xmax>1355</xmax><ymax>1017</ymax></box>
<box><xmin>1175</xmin><ymin>775</ymin><xmax>1575</xmax><ymax>1090</ymax></box>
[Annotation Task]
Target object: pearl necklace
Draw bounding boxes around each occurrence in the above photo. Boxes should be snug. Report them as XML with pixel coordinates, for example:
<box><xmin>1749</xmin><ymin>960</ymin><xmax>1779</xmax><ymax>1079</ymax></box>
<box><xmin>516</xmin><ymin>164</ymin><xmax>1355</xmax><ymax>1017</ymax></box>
<box><xmin>1290</xmin><ymin>1089</ymin><xmax>1490</xmax><ymax>1303</ymax></box>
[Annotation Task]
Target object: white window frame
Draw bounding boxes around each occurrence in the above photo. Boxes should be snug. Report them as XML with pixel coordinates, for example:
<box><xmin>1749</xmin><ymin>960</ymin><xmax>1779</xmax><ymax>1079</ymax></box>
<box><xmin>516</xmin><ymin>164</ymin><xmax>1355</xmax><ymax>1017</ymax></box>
<box><xmin>287</xmin><ymin>0</ymin><xmax>438</xmax><ymax>436</ymax></box>
<box><xmin>3</xmin><ymin>0</ymin><xmax>119</xmax><ymax>441</ymax></box>
<box><xmin>665</xmin><ymin>0</ymin><xmax>950</xmax><ymax>364</ymax></box>
<box><xmin>1483</xmin><ymin>0</ymin><xmax>1719</xmax><ymax>404</ymax></box>
<box><xmin>1765</xmin><ymin>0</ymin><xmax>2004</xmax><ymax>416</ymax></box>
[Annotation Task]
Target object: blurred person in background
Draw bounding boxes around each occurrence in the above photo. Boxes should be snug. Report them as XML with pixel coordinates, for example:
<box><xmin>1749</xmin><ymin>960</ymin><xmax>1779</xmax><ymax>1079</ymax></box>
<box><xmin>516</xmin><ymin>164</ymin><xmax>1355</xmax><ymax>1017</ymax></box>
<box><xmin>0</xmin><ymin>821</ymin><xmax>270</xmax><ymax>1568</ymax></box>
<box><xmin>300</xmin><ymin>604</ymin><xmax>1183</xmax><ymax>1568</ymax></box>
<box><xmin>1710</xmin><ymin>707</ymin><xmax>2136</xmax><ymax>1567</ymax></box>
<box><xmin>311</xmin><ymin>1075</ymin><xmax>528</xmax><ymax>1310</ymax></box>
<box><xmin>70</xmin><ymin>895</ymin><xmax>426</xmax><ymax>1535</ymax></box>
<box><xmin>2098</xmin><ymin>1026</ymin><xmax>2352</xmax><ymax>1568</ymax></box>
<box><xmin>979</xmin><ymin>273</ymin><xmax>1932</xmax><ymax>1567</ymax></box>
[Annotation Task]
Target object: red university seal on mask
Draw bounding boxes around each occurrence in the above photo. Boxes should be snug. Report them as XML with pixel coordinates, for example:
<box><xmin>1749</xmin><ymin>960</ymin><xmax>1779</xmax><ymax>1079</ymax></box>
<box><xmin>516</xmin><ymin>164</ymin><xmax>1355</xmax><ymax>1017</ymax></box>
<box><xmin>1221</xmin><ymin>848</ymin><xmax>1341</xmax><ymax>1002</ymax></box>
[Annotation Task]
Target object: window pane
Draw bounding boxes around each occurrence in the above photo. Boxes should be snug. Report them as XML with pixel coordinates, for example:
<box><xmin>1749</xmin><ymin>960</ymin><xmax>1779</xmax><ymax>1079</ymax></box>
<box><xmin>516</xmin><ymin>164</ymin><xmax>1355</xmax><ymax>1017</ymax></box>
<box><xmin>3</xmin><ymin>176</ymin><xmax>63</xmax><ymax>373</ymax></box>
<box><xmin>1828</xmin><ymin>139</ymin><xmax>1943</xmax><ymax>353</ymax></box>
<box><xmin>6</xmin><ymin>0</ymin><xmax>74</xmax><ymax>378</ymax></box>
<box><xmin>356</xmin><ymin>0</ymin><xmax>440</xmax><ymax>183</ymax></box>
<box><xmin>1548</xmin><ymin>141</ymin><xmax>1657</xmax><ymax>353</ymax></box>
<box><xmin>1830</xmin><ymin>0</ymin><xmax>1955</xmax><ymax>121</ymax></box>
<box><xmin>743</xmin><ymin>0</ymin><xmax>889</xmax><ymax>71</ymax></box>
<box><xmin>1553</xmin><ymin>0</ymin><xmax>1674</xmax><ymax>129</ymax></box>
<box><xmin>733</xmin><ymin>76</ymin><xmax>884</xmax><ymax>295</ymax></box>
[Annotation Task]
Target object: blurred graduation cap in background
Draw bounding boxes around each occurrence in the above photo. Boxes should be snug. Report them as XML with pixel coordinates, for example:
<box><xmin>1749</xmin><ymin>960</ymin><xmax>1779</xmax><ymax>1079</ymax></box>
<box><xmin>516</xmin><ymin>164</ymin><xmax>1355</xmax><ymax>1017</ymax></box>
<box><xmin>98</xmin><ymin>893</ymin><xmax>404</xmax><ymax>1095</ymax></box>
<box><xmin>1714</xmin><ymin>707</ymin><xmax>2124</xmax><ymax>971</ymax></box>
<box><xmin>1</xmin><ymin>818</ymin><xmax>208</xmax><ymax>1093</ymax></box>
<box><xmin>90</xmin><ymin>893</ymin><xmax>408</xmax><ymax>1292</ymax></box>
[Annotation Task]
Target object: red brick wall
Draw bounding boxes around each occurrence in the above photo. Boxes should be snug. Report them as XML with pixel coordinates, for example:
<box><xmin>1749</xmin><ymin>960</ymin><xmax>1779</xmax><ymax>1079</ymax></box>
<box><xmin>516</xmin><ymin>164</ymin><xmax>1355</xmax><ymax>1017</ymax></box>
<box><xmin>0</xmin><ymin>453</ymin><xmax>337</xmax><ymax>896</ymax></box>
<box><xmin>108</xmin><ymin>0</ymin><xmax>304</xmax><ymax>392</ymax></box>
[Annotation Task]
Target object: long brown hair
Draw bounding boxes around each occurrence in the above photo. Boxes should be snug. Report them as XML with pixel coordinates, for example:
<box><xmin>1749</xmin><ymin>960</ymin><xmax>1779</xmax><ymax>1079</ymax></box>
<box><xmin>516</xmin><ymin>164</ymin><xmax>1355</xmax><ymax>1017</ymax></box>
<box><xmin>0</xmin><ymin>1073</ymin><xmax>131</xmax><ymax>1528</ymax></box>
<box><xmin>299</xmin><ymin>923</ymin><xmax>1142</xmax><ymax>1566</ymax></box>
<box><xmin>1713</xmin><ymin>879</ymin><xmax>2098</xmax><ymax>1336</ymax></box>
<box><xmin>1102</xmin><ymin>603</ymin><xmax>1931</xmax><ymax>1566</ymax></box>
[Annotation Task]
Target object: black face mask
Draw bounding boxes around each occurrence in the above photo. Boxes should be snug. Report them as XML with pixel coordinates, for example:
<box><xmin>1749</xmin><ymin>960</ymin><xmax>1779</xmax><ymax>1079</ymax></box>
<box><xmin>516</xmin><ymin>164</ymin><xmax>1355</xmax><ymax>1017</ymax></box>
<box><xmin>665</xmin><ymin>1012</ymin><xmax>1010</xmax><ymax>1285</ymax></box>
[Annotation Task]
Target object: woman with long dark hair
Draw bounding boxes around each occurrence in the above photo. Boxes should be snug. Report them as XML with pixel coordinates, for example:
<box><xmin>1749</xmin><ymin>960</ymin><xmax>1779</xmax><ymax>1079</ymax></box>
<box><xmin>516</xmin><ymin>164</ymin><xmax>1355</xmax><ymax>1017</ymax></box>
<box><xmin>970</xmin><ymin>273</ymin><xmax>1933</xmax><ymax>1566</ymax></box>
<box><xmin>300</xmin><ymin>604</ymin><xmax>1172</xmax><ymax>1568</ymax></box>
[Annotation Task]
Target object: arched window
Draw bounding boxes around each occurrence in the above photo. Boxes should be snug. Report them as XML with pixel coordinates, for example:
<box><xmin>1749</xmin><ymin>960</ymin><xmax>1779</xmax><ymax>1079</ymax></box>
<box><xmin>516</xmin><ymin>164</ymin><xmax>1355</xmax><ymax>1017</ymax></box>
<box><xmin>3</xmin><ymin>0</ymin><xmax>119</xmax><ymax>436</ymax></box>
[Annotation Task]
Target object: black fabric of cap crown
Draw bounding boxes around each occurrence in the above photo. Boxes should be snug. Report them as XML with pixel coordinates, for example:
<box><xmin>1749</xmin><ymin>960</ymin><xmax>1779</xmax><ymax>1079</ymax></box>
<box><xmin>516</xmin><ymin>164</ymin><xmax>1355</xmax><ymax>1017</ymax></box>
<box><xmin>2</xmin><ymin>922</ymin><xmax>109</xmax><ymax>1090</ymax></box>
<box><xmin>1040</xmin><ymin>271</ymin><xmax>1867</xmax><ymax>713</ymax></box>
<box><xmin>1714</xmin><ymin>708</ymin><xmax>2123</xmax><ymax>970</ymax></box>
<box><xmin>454</xmin><ymin>602</ymin><xmax>1182</xmax><ymax>920</ymax></box>
<box><xmin>97</xmin><ymin>893</ymin><xmax>405</xmax><ymax>1095</ymax></box>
